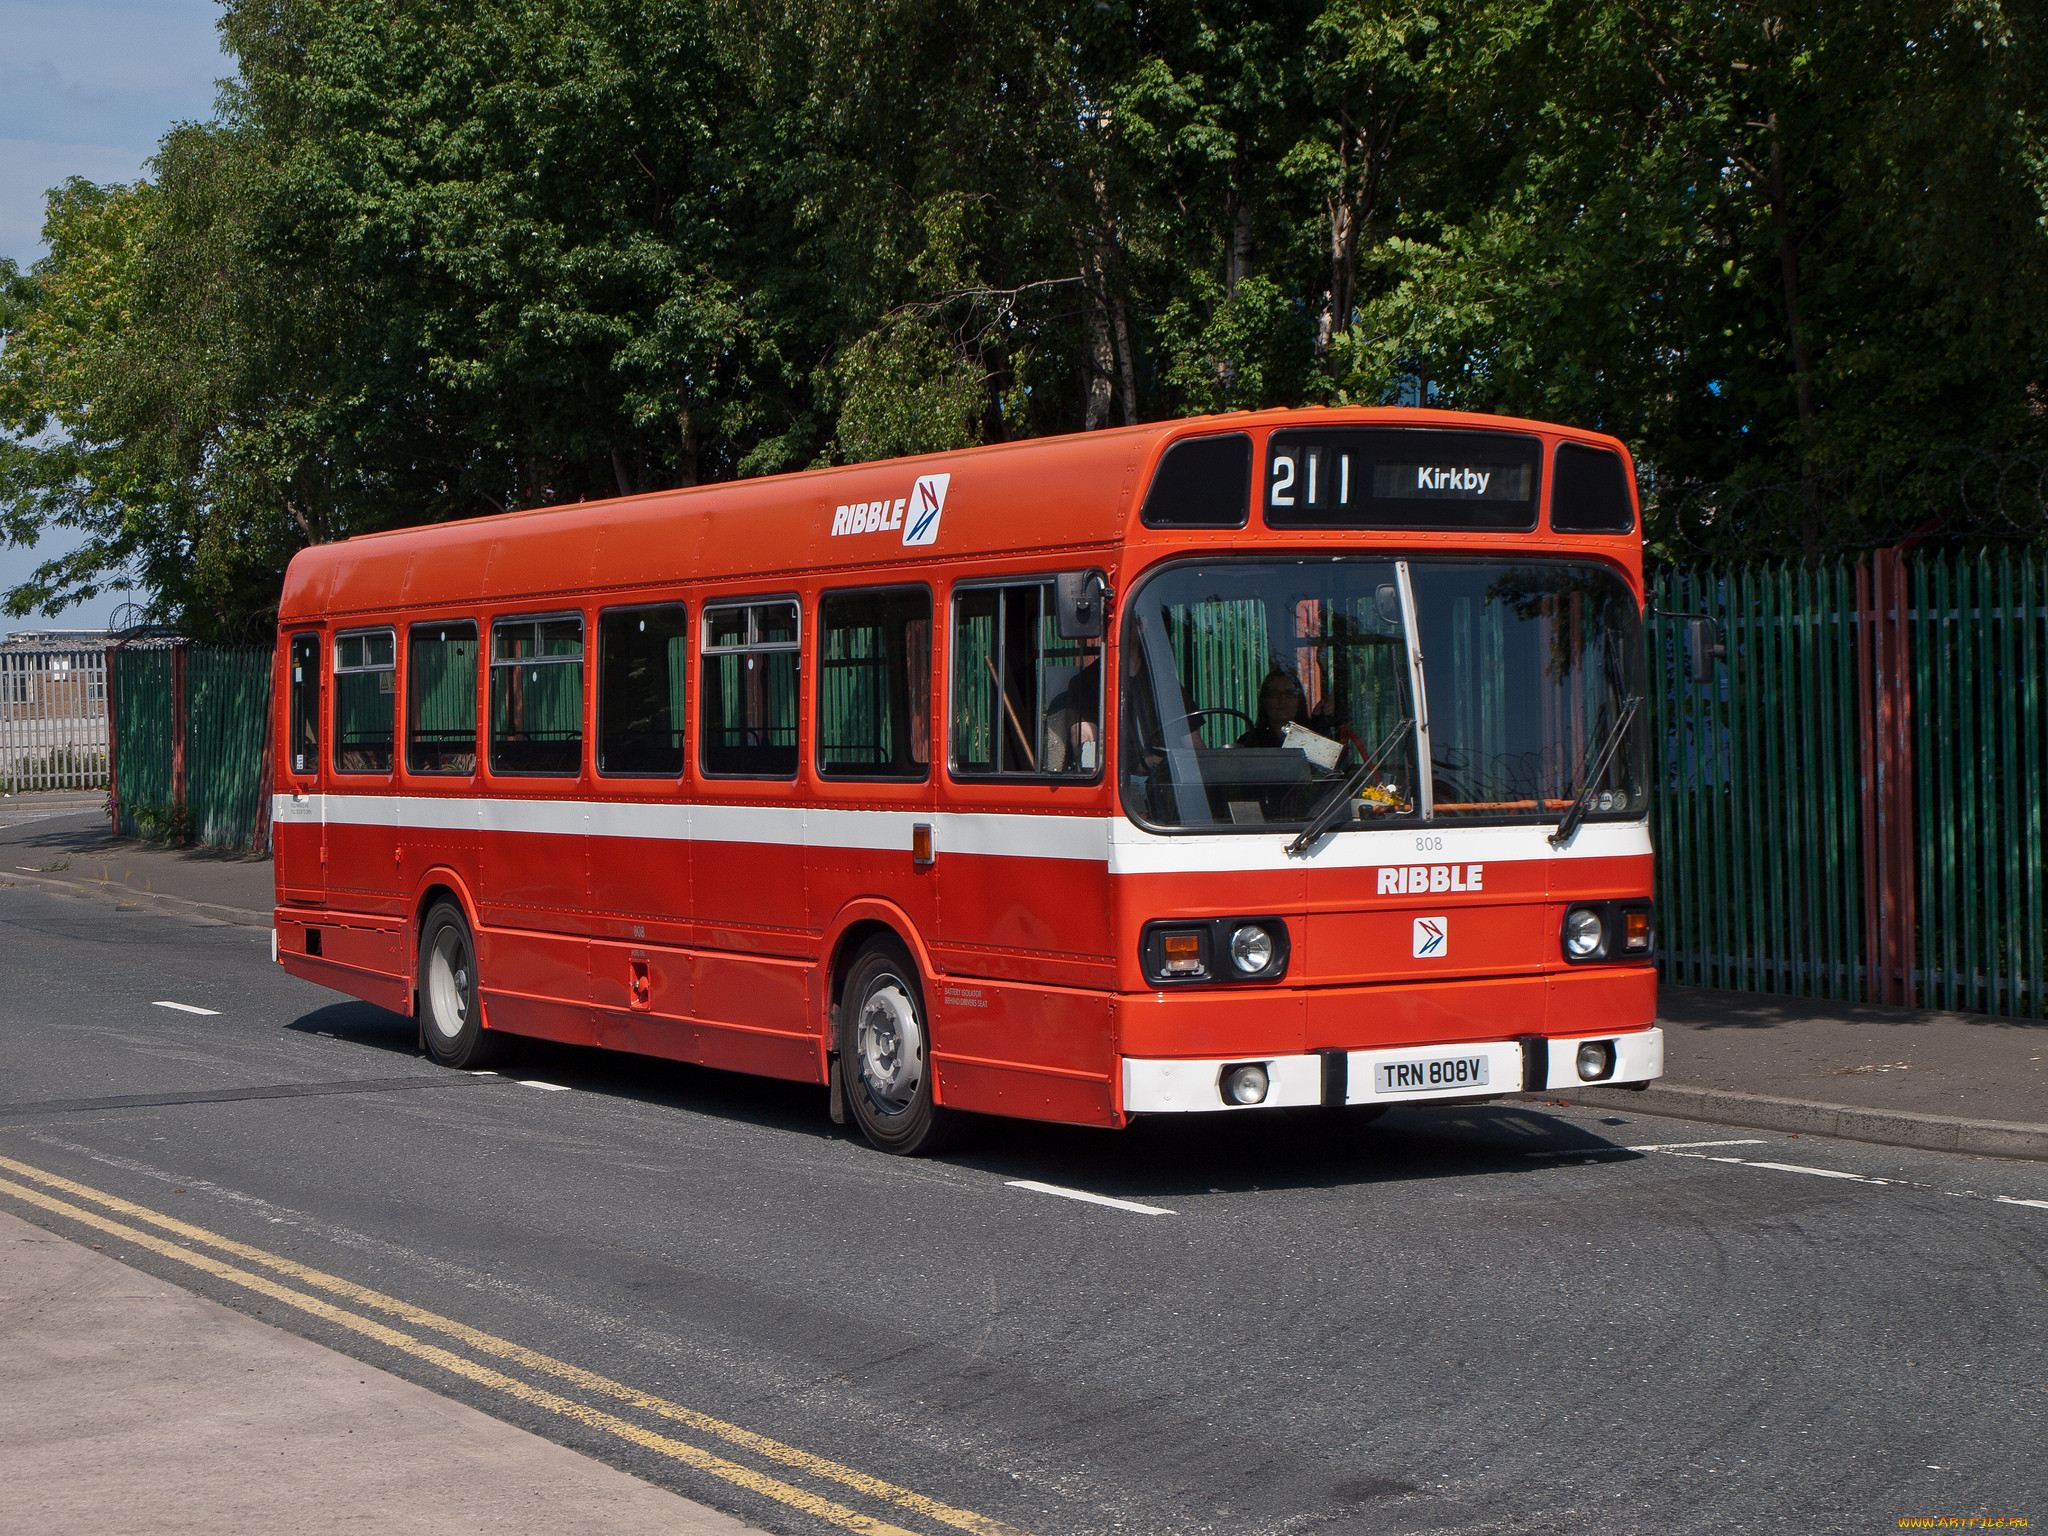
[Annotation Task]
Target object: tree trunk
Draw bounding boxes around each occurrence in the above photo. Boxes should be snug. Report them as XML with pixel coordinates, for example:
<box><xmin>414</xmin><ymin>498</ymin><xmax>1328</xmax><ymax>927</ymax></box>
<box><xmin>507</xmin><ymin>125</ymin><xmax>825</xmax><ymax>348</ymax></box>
<box><xmin>1225</xmin><ymin>181</ymin><xmax>1253</xmax><ymax>298</ymax></box>
<box><xmin>1113</xmin><ymin>295</ymin><xmax>1136</xmax><ymax>426</ymax></box>
<box><xmin>1076</xmin><ymin>230</ymin><xmax>1114</xmax><ymax>431</ymax></box>
<box><xmin>675</xmin><ymin>407</ymin><xmax>698</xmax><ymax>487</ymax></box>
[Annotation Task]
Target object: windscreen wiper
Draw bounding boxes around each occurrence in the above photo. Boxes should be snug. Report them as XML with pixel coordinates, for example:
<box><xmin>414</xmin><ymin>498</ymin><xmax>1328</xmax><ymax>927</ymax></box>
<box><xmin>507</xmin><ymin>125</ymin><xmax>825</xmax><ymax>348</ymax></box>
<box><xmin>1285</xmin><ymin>716</ymin><xmax>1415</xmax><ymax>858</ymax></box>
<box><xmin>1548</xmin><ymin>694</ymin><xmax>1642</xmax><ymax>848</ymax></box>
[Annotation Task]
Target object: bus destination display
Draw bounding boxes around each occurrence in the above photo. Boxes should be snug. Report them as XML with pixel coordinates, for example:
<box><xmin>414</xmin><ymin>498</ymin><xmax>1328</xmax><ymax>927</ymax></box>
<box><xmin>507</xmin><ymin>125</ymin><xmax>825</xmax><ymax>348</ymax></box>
<box><xmin>1264</xmin><ymin>428</ymin><xmax>1542</xmax><ymax>531</ymax></box>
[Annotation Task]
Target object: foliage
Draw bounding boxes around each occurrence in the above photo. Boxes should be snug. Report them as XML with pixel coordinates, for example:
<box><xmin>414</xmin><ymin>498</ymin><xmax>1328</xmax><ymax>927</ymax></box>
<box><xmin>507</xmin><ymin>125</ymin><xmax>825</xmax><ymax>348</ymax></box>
<box><xmin>2</xmin><ymin>0</ymin><xmax>2044</xmax><ymax>635</ymax></box>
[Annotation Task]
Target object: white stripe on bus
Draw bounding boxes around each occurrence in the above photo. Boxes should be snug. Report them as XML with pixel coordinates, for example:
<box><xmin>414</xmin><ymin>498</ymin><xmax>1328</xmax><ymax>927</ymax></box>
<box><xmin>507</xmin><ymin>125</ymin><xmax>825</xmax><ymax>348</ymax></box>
<box><xmin>279</xmin><ymin>794</ymin><xmax>1648</xmax><ymax>870</ymax></box>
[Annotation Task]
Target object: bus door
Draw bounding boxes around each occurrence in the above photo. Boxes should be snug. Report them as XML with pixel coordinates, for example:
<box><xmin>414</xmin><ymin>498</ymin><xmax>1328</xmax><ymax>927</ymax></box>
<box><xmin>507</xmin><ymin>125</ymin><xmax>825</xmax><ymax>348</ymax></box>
<box><xmin>275</xmin><ymin>630</ymin><xmax>327</xmax><ymax>908</ymax></box>
<box><xmin>932</xmin><ymin>576</ymin><xmax>1114</xmax><ymax>1120</ymax></box>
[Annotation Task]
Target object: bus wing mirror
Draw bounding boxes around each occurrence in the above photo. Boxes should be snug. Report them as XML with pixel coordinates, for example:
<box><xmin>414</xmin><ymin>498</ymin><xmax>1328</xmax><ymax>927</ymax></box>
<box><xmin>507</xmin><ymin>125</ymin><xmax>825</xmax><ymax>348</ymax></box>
<box><xmin>1056</xmin><ymin>569</ymin><xmax>1110</xmax><ymax>639</ymax></box>
<box><xmin>1686</xmin><ymin>617</ymin><xmax>1725</xmax><ymax>684</ymax></box>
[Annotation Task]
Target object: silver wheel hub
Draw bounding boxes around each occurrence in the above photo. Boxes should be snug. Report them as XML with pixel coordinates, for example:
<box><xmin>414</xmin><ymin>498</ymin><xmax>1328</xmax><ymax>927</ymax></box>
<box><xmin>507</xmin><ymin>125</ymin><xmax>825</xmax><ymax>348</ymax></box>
<box><xmin>427</xmin><ymin>927</ymin><xmax>469</xmax><ymax>1040</ymax></box>
<box><xmin>855</xmin><ymin>978</ymin><xmax>923</xmax><ymax>1110</ymax></box>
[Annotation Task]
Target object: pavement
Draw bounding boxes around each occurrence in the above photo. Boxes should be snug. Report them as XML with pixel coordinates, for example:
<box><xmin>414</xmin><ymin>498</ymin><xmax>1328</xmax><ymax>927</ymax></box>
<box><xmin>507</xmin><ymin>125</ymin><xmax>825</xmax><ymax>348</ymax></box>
<box><xmin>2</xmin><ymin>787</ymin><xmax>2042</xmax><ymax>1162</ymax></box>
<box><xmin>0</xmin><ymin>1208</ymin><xmax>750</xmax><ymax>1534</ymax></box>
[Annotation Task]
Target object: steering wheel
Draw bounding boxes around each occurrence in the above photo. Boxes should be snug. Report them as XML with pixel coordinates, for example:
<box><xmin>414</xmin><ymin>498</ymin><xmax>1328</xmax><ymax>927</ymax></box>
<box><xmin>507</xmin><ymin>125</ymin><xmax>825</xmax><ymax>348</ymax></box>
<box><xmin>1179</xmin><ymin>707</ymin><xmax>1256</xmax><ymax>732</ymax></box>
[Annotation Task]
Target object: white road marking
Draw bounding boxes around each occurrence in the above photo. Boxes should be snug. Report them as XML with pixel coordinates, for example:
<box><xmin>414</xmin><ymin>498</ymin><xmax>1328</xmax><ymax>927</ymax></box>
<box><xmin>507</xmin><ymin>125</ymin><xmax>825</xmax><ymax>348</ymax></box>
<box><xmin>1006</xmin><ymin>1179</ymin><xmax>1176</xmax><ymax>1216</ymax></box>
<box><xmin>1995</xmin><ymin>1195</ymin><xmax>2048</xmax><ymax>1212</ymax></box>
<box><xmin>1741</xmin><ymin>1159</ymin><xmax>1891</xmax><ymax>1184</ymax></box>
<box><xmin>518</xmin><ymin>1080</ymin><xmax>570</xmax><ymax>1092</ymax></box>
<box><xmin>469</xmin><ymin>1070</ymin><xmax>499</xmax><ymax>1076</ymax></box>
<box><xmin>152</xmin><ymin>1001</ymin><xmax>220</xmax><ymax>1016</ymax></box>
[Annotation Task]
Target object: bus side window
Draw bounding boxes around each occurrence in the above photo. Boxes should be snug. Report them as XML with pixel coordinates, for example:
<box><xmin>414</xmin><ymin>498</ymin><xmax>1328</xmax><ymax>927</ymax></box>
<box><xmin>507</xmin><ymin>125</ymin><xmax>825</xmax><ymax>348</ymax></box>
<box><xmin>950</xmin><ymin>582</ymin><xmax>1101</xmax><ymax>779</ymax></box>
<box><xmin>598</xmin><ymin>604</ymin><xmax>689</xmax><ymax>776</ymax></box>
<box><xmin>817</xmin><ymin>587</ymin><xmax>931</xmax><ymax>780</ymax></box>
<box><xmin>407</xmin><ymin>622</ymin><xmax>479</xmax><ymax>775</ymax></box>
<box><xmin>490</xmin><ymin>614</ymin><xmax>585</xmax><ymax>776</ymax></box>
<box><xmin>333</xmin><ymin>629</ymin><xmax>396</xmax><ymax>774</ymax></box>
<box><xmin>701</xmin><ymin>600</ymin><xmax>800</xmax><ymax>778</ymax></box>
<box><xmin>288</xmin><ymin>632</ymin><xmax>321</xmax><ymax>776</ymax></box>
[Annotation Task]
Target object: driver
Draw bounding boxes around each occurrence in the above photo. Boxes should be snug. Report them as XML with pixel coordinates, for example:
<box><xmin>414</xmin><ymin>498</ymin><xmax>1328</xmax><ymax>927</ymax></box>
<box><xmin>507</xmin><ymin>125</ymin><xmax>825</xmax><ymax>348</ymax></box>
<box><xmin>1234</xmin><ymin>668</ymin><xmax>1307</xmax><ymax>748</ymax></box>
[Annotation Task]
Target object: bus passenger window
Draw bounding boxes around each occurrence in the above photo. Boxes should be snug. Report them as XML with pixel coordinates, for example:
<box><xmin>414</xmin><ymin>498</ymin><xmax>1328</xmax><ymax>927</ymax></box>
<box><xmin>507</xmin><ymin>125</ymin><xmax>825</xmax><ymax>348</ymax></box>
<box><xmin>598</xmin><ymin>605</ymin><xmax>689</xmax><ymax>776</ymax></box>
<box><xmin>406</xmin><ymin>622</ymin><xmax>479</xmax><ymax>775</ymax></box>
<box><xmin>288</xmin><ymin>633</ymin><xmax>321</xmax><ymax>776</ymax></box>
<box><xmin>950</xmin><ymin>582</ymin><xmax>1101</xmax><ymax>778</ymax></box>
<box><xmin>701</xmin><ymin>601</ymin><xmax>799</xmax><ymax>777</ymax></box>
<box><xmin>817</xmin><ymin>587</ymin><xmax>931</xmax><ymax>780</ymax></box>
<box><xmin>333</xmin><ymin>630</ymin><xmax>397</xmax><ymax>773</ymax></box>
<box><xmin>491</xmin><ymin>615</ymin><xmax>585</xmax><ymax>776</ymax></box>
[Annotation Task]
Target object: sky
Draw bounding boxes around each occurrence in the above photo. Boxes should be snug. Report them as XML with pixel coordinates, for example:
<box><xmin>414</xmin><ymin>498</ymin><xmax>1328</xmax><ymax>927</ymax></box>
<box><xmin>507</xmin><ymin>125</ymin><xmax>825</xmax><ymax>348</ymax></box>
<box><xmin>1</xmin><ymin>0</ymin><xmax>234</xmax><ymax>632</ymax></box>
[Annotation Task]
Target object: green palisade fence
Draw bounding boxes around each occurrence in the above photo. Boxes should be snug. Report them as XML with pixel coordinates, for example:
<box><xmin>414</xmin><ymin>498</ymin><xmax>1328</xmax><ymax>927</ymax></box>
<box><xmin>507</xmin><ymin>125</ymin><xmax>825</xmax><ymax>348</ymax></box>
<box><xmin>110</xmin><ymin>647</ymin><xmax>176</xmax><ymax>835</ymax></box>
<box><xmin>1648</xmin><ymin>562</ymin><xmax>1868</xmax><ymax>1001</ymax></box>
<box><xmin>184</xmin><ymin>647</ymin><xmax>273</xmax><ymax>849</ymax></box>
<box><xmin>1649</xmin><ymin>549</ymin><xmax>2048</xmax><ymax>1019</ymax></box>
<box><xmin>1909</xmin><ymin>552</ymin><xmax>2047</xmax><ymax>1016</ymax></box>
<box><xmin>111</xmin><ymin>643</ymin><xmax>274</xmax><ymax>852</ymax></box>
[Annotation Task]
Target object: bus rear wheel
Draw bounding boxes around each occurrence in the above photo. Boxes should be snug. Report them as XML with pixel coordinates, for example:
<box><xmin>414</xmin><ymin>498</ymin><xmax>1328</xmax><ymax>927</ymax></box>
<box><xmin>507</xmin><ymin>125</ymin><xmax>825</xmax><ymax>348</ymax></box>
<box><xmin>839</xmin><ymin>937</ymin><xmax>955</xmax><ymax>1156</ymax></box>
<box><xmin>418</xmin><ymin>899</ymin><xmax>504</xmax><ymax>1070</ymax></box>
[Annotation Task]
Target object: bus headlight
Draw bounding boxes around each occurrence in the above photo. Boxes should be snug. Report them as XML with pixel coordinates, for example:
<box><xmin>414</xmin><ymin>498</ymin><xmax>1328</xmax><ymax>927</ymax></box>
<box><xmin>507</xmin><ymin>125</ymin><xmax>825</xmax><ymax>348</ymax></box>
<box><xmin>1563</xmin><ymin>907</ymin><xmax>1605</xmax><ymax>960</ymax></box>
<box><xmin>1229</xmin><ymin>924</ymin><xmax>1275</xmax><ymax>975</ymax></box>
<box><xmin>1141</xmin><ymin>918</ymin><xmax>1289</xmax><ymax>984</ymax></box>
<box><xmin>1576</xmin><ymin>1041</ymin><xmax>1616</xmax><ymax>1081</ymax></box>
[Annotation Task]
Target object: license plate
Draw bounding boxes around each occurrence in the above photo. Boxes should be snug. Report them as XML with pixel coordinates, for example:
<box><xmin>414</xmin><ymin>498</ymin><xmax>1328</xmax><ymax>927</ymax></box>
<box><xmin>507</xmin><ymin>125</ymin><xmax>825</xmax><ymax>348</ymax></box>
<box><xmin>1375</xmin><ymin>1055</ymin><xmax>1490</xmax><ymax>1094</ymax></box>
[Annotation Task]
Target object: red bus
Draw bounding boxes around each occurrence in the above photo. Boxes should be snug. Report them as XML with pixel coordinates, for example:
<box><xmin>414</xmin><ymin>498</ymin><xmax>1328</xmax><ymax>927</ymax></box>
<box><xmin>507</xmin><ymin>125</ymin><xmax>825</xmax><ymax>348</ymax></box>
<box><xmin>272</xmin><ymin>406</ymin><xmax>1662</xmax><ymax>1154</ymax></box>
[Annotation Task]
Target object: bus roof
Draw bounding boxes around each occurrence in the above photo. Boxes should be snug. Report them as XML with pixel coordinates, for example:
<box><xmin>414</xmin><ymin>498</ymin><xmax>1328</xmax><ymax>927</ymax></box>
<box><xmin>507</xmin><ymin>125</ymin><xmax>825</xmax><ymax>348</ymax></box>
<box><xmin>278</xmin><ymin>406</ymin><xmax>1636</xmax><ymax>623</ymax></box>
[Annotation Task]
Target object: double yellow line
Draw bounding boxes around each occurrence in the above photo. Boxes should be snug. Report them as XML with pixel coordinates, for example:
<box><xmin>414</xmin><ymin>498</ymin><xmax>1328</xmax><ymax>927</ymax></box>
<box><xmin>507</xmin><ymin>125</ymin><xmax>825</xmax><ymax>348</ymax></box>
<box><xmin>0</xmin><ymin>1153</ymin><xmax>1030</xmax><ymax>1536</ymax></box>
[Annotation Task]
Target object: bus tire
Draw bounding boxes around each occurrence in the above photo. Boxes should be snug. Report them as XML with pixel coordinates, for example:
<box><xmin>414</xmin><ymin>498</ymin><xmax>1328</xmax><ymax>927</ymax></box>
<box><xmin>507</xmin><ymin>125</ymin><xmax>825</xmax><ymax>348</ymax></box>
<box><xmin>839</xmin><ymin>937</ymin><xmax>956</xmax><ymax>1156</ymax></box>
<box><xmin>418</xmin><ymin>899</ymin><xmax>503</xmax><ymax>1070</ymax></box>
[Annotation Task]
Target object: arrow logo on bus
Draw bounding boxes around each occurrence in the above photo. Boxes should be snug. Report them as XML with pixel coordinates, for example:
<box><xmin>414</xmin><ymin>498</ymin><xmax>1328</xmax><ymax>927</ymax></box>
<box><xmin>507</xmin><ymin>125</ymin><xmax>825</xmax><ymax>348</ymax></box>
<box><xmin>1413</xmin><ymin>916</ymin><xmax>1447</xmax><ymax>958</ymax></box>
<box><xmin>902</xmin><ymin>474</ymin><xmax>950</xmax><ymax>546</ymax></box>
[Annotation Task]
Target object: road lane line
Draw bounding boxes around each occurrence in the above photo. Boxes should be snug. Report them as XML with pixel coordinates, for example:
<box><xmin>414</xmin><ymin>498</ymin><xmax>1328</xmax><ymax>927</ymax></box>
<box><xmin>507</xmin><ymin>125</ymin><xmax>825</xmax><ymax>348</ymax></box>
<box><xmin>1626</xmin><ymin>1139</ymin><xmax>1768</xmax><ymax>1152</ymax></box>
<box><xmin>1741</xmin><ymin>1160</ymin><xmax>1891</xmax><ymax>1184</ymax></box>
<box><xmin>519</xmin><ymin>1080</ymin><xmax>570</xmax><ymax>1091</ymax></box>
<box><xmin>1995</xmin><ymin>1195</ymin><xmax>2048</xmax><ymax>1211</ymax></box>
<box><xmin>152</xmin><ymin>1001</ymin><xmax>221</xmax><ymax>1016</ymax></box>
<box><xmin>1005</xmin><ymin>1180</ymin><xmax>1175</xmax><ymax>1216</ymax></box>
<box><xmin>0</xmin><ymin>1152</ymin><xmax>1034</xmax><ymax>1536</ymax></box>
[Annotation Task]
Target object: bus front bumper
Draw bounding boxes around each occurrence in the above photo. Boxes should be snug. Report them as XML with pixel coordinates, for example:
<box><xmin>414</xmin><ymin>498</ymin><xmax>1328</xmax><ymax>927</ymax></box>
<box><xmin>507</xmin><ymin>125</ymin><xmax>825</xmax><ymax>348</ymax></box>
<box><xmin>1121</xmin><ymin>1027</ymin><xmax>1663</xmax><ymax>1114</ymax></box>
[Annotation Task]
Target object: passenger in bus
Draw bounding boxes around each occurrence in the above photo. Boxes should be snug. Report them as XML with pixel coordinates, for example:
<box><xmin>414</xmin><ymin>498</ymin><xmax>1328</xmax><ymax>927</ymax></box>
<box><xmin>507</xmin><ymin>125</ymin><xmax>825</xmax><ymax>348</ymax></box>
<box><xmin>1042</xmin><ymin>642</ymin><xmax>1102</xmax><ymax>774</ymax></box>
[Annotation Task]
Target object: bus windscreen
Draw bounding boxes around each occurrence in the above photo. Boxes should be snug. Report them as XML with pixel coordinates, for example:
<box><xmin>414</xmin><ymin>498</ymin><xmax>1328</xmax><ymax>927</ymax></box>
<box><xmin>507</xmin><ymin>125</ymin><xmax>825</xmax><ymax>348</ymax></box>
<box><xmin>1119</xmin><ymin>556</ymin><xmax>1643</xmax><ymax>831</ymax></box>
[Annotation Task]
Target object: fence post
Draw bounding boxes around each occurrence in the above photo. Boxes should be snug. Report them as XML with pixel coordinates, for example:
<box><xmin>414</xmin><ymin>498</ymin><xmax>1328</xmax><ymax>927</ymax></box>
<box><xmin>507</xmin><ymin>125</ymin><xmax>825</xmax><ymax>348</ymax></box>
<box><xmin>1880</xmin><ymin>549</ymin><xmax>1917</xmax><ymax>1005</ymax></box>
<box><xmin>171</xmin><ymin>641</ymin><xmax>188</xmax><ymax>828</ymax></box>
<box><xmin>1856</xmin><ymin>548</ymin><xmax>1918</xmax><ymax>1006</ymax></box>
<box><xmin>104</xmin><ymin>642</ymin><xmax>121</xmax><ymax>835</ymax></box>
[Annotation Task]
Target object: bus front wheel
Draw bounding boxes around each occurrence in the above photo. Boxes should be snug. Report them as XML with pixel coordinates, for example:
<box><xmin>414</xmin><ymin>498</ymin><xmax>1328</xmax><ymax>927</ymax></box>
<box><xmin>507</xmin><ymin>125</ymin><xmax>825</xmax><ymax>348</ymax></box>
<box><xmin>418</xmin><ymin>899</ymin><xmax>504</xmax><ymax>1070</ymax></box>
<box><xmin>839</xmin><ymin>937</ymin><xmax>956</xmax><ymax>1156</ymax></box>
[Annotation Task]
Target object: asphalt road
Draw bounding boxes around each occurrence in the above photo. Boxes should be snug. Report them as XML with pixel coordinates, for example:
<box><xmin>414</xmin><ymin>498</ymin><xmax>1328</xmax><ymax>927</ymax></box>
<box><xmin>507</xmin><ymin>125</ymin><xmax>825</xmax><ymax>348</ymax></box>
<box><xmin>0</xmin><ymin>880</ymin><xmax>2041</xmax><ymax>1536</ymax></box>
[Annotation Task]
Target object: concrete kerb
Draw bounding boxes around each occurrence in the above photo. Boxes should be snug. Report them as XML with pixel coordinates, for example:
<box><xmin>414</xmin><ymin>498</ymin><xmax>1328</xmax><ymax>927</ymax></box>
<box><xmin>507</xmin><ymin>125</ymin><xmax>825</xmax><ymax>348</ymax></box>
<box><xmin>0</xmin><ymin>868</ymin><xmax>271</xmax><ymax>930</ymax></box>
<box><xmin>1525</xmin><ymin>1081</ymin><xmax>2048</xmax><ymax>1162</ymax></box>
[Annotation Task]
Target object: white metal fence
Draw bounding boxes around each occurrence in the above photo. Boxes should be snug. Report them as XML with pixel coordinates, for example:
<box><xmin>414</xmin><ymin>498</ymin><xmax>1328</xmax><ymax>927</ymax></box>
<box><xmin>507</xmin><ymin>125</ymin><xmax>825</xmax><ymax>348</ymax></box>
<box><xmin>0</xmin><ymin>639</ymin><xmax>108</xmax><ymax>793</ymax></box>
